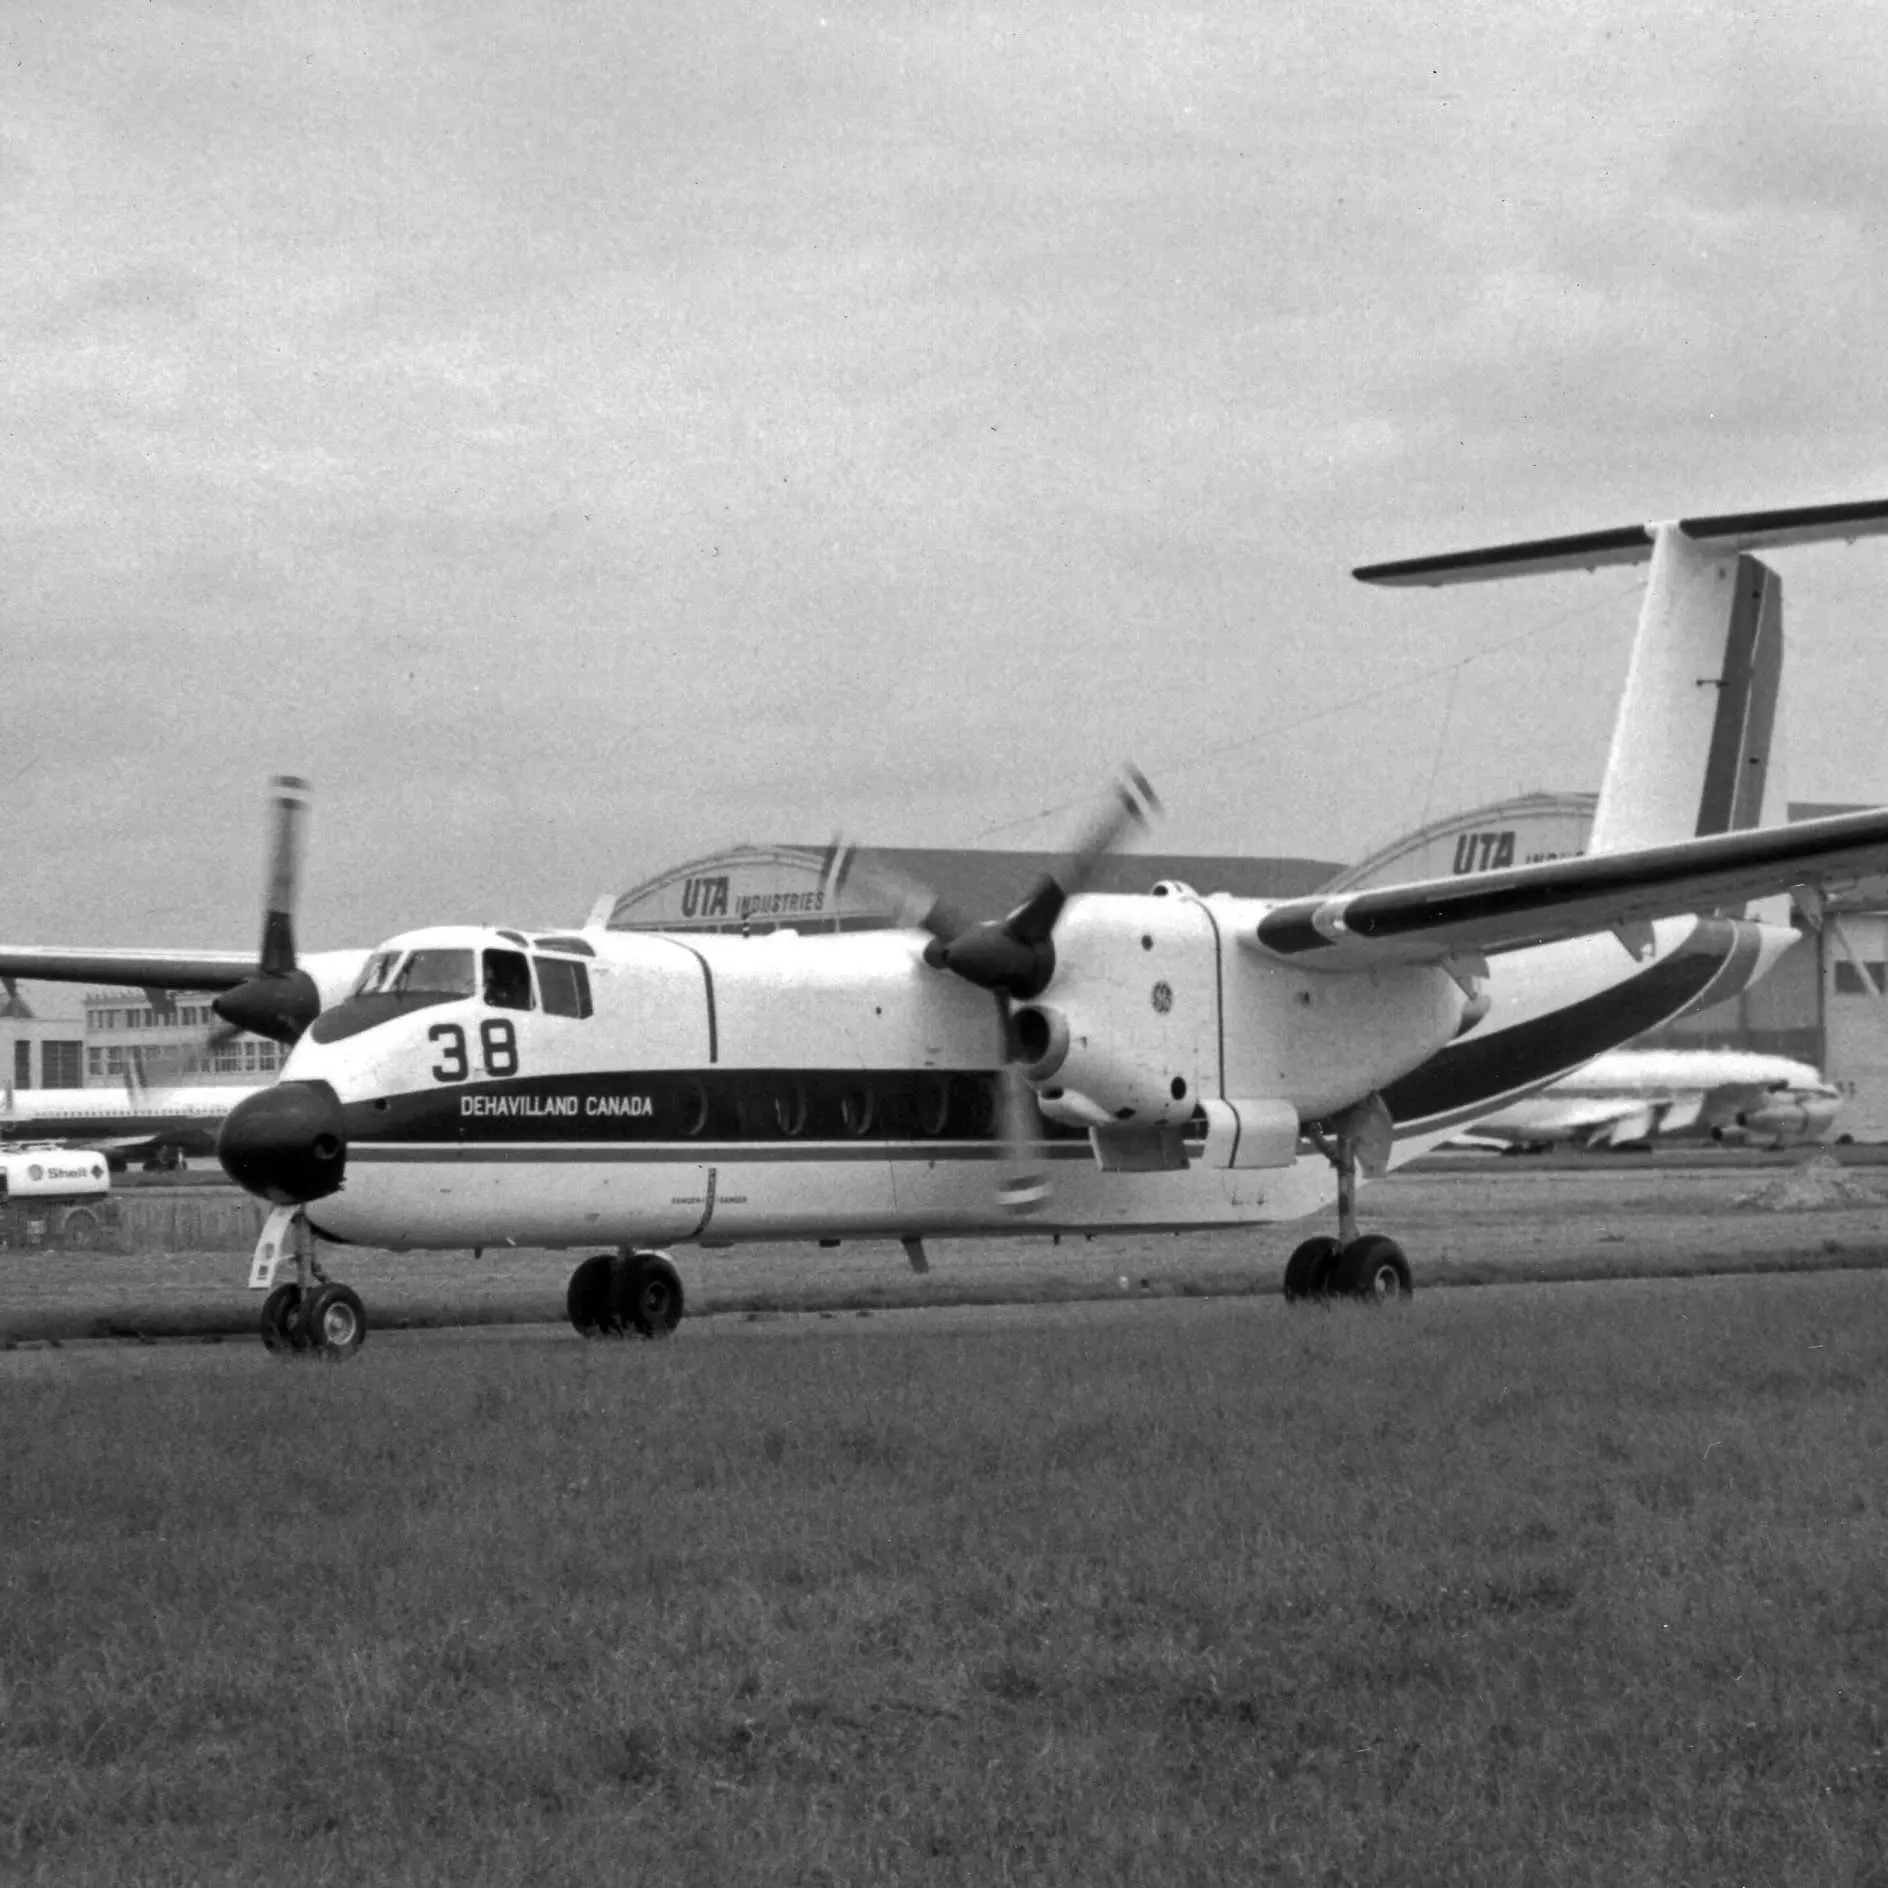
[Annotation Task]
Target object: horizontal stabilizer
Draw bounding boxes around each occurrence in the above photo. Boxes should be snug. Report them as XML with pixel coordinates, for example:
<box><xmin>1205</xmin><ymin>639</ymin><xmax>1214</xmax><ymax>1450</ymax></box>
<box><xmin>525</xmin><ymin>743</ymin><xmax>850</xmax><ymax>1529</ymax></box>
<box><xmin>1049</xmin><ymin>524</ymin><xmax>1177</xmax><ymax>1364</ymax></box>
<box><xmin>1354</xmin><ymin>497</ymin><xmax>1888</xmax><ymax>588</ymax></box>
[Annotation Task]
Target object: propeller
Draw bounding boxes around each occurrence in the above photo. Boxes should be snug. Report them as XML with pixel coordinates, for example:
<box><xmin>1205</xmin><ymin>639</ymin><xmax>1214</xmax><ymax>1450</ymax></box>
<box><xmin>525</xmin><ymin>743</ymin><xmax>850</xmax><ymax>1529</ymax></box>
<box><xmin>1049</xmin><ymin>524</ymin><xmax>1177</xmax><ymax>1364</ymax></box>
<box><xmin>921</xmin><ymin>766</ymin><xmax>1160</xmax><ymax>999</ymax></box>
<box><xmin>867</xmin><ymin>767</ymin><xmax>1161</xmax><ymax>1218</ymax></box>
<box><xmin>214</xmin><ymin>776</ymin><xmax>351</xmax><ymax>1205</ymax></box>
<box><xmin>993</xmin><ymin>1056</ymin><xmax>1051</xmax><ymax>1218</ymax></box>
<box><xmin>210</xmin><ymin>776</ymin><xmax>323</xmax><ymax>1047</ymax></box>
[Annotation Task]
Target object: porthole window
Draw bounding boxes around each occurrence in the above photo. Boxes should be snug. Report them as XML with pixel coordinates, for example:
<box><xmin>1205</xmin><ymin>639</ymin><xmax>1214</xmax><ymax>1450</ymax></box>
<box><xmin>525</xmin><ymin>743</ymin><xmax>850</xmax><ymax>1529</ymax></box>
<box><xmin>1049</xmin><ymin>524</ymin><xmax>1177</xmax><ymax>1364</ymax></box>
<box><xmin>962</xmin><ymin>1075</ymin><xmax>999</xmax><ymax>1140</ymax></box>
<box><xmin>678</xmin><ymin>1081</ymin><xmax>708</xmax><ymax>1137</ymax></box>
<box><xmin>773</xmin><ymin>1080</ymin><xmax>807</xmax><ymax>1137</ymax></box>
<box><xmin>840</xmin><ymin>1085</ymin><xmax>874</xmax><ymax>1136</ymax></box>
<box><xmin>916</xmin><ymin>1075</ymin><xmax>949</xmax><ymax>1137</ymax></box>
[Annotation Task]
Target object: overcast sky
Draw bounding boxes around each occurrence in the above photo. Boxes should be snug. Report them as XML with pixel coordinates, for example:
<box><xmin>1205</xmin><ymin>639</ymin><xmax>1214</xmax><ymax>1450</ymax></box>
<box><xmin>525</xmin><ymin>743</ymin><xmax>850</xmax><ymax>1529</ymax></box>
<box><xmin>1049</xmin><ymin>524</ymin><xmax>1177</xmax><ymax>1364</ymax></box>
<box><xmin>9</xmin><ymin>0</ymin><xmax>1888</xmax><ymax>991</ymax></box>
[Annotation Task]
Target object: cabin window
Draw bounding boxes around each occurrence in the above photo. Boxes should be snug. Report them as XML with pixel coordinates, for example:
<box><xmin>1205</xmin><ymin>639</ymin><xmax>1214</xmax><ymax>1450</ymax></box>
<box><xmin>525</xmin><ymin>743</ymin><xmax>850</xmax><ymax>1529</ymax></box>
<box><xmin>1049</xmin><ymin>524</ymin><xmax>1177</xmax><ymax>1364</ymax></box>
<box><xmin>772</xmin><ymin>1080</ymin><xmax>808</xmax><ymax>1137</ymax></box>
<box><xmin>839</xmin><ymin>1085</ymin><xmax>874</xmax><ymax>1136</ymax></box>
<box><xmin>393</xmin><ymin>949</ymin><xmax>476</xmax><ymax>998</ymax></box>
<box><xmin>915</xmin><ymin>1075</ymin><xmax>950</xmax><ymax>1137</ymax></box>
<box><xmin>483</xmin><ymin>948</ymin><xmax>535</xmax><ymax>1011</ymax></box>
<box><xmin>537</xmin><ymin>956</ymin><xmax>593</xmax><ymax>1020</ymax></box>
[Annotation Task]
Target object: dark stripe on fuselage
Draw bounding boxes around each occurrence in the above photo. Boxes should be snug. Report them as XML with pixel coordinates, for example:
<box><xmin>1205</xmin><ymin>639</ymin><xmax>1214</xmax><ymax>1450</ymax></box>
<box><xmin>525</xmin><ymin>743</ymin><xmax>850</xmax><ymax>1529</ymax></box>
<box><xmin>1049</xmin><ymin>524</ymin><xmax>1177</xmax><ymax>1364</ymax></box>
<box><xmin>342</xmin><ymin>1066</ymin><xmax>1096</xmax><ymax>1151</ymax></box>
<box><xmin>1382</xmin><ymin>920</ymin><xmax>1739</xmax><ymax>1132</ymax></box>
<box><xmin>346</xmin><ymin>1138</ymin><xmax>1106</xmax><ymax>1165</ymax></box>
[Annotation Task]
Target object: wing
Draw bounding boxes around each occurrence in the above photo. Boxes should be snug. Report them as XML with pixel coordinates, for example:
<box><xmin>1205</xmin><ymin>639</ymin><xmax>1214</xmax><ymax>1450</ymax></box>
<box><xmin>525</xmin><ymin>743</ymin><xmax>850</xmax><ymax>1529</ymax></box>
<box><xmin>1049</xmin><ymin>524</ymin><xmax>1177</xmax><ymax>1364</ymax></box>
<box><xmin>1246</xmin><ymin>806</ymin><xmax>1888</xmax><ymax>967</ymax></box>
<box><xmin>0</xmin><ymin>948</ymin><xmax>257</xmax><ymax>993</ymax></box>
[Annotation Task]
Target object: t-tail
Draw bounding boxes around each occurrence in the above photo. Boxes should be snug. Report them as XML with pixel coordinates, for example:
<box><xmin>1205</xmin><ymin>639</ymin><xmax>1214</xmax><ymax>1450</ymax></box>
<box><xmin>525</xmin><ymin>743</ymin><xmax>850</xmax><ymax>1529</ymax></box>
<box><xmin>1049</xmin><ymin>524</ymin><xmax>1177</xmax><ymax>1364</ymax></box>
<box><xmin>1355</xmin><ymin>497</ymin><xmax>1888</xmax><ymax>854</ymax></box>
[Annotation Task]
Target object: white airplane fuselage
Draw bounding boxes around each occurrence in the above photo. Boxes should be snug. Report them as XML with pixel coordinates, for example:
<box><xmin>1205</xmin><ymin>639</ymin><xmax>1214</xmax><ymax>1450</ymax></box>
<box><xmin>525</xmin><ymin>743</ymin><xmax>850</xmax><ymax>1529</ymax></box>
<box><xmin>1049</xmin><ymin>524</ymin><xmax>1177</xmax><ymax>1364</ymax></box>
<box><xmin>279</xmin><ymin>896</ymin><xmax>1795</xmax><ymax>1254</ymax></box>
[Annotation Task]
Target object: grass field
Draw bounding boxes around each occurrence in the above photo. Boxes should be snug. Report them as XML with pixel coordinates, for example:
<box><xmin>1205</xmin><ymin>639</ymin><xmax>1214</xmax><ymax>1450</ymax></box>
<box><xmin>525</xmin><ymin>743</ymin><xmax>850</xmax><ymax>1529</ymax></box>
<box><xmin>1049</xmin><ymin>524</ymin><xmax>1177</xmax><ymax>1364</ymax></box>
<box><xmin>4</xmin><ymin>1270</ymin><xmax>1887</xmax><ymax>1884</ymax></box>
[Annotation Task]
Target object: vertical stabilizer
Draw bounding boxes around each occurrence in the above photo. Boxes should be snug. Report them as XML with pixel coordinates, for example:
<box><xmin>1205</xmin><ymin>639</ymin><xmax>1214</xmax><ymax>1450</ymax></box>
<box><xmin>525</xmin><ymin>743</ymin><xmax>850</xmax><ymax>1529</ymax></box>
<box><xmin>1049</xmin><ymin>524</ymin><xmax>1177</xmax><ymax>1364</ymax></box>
<box><xmin>1589</xmin><ymin>533</ymin><xmax>1784</xmax><ymax>854</ymax></box>
<box><xmin>1354</xmin><ymin>498</ymin><xmax>1888</xmax><ymax>855</ymax></box>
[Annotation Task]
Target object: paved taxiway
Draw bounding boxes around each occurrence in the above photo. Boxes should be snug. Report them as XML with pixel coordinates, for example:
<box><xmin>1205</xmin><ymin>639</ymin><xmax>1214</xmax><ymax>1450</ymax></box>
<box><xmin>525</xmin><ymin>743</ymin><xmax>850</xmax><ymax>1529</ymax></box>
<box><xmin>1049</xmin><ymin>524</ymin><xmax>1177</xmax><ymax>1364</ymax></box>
<box><xmin>4</xmin><ymin>1155</ymin><xmax>1885</xmax><ymax>1363</ymax></box>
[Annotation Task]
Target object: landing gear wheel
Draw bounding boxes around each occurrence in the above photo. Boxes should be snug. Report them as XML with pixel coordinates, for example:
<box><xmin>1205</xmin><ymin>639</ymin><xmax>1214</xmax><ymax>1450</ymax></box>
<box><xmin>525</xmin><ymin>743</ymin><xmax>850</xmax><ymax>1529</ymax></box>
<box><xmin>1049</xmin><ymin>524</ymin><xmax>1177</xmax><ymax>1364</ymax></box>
<box><xmin>566</xmin><ymin>1254</ymin><xmax>616</xmax><ymax>1337</ymax></box>
<box><xmin>608</xmin><ymin>1252</ymin><xmax>685</xmax><ymax>1339</ymax></box>
<box><xmin>298</xmin><ymin>1282</ymin><xmax>367</xmax><ymax>1358</ymax></box>
<box><xmin>1336</xmin><ymin>1234</ymin><xmax>1412</xmax><ymax>1303</ymax></box>
<box><xmin>260</xmin><ymin>1283</ymin><xmax>307</xmax><ymax>1354</ymax></box>
<box><xmin>1283</xmin><ymin>1235</ymin><xmax>1340</xmax><ymax>1304</ymax></box>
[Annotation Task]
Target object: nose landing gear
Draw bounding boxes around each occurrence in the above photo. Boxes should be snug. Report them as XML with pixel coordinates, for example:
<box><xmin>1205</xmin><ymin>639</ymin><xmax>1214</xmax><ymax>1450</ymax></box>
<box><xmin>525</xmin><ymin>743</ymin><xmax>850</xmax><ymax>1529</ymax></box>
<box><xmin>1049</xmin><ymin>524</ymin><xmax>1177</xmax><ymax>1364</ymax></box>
<box><xmin>250</xmin><ymin>1207</ymin><xmax>368</xmax><ymax>1359</ymax></box>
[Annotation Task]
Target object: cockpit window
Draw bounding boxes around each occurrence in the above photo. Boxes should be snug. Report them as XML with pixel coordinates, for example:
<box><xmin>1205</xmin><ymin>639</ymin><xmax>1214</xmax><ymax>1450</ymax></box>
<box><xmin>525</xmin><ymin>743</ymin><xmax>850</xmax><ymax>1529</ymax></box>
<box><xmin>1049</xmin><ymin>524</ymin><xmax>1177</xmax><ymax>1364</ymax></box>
<box><xmin>392</xmin><ymin>948</ymin><xmax>476</xmax><ymax>998</ymax></box>
<box><xmin>537</xmin><ymin>955</ymin><xmax>593</xmax><ymax>1019</ymax></box>
<box><xmin>352</xmin><ymin>951</ymin><xmax>403</xmax><ymax>998</ymax></box>
<box><xmin>483</xmin><ymin>948</ymin><xmax>534</xmax><ymax>1011</ymax></box>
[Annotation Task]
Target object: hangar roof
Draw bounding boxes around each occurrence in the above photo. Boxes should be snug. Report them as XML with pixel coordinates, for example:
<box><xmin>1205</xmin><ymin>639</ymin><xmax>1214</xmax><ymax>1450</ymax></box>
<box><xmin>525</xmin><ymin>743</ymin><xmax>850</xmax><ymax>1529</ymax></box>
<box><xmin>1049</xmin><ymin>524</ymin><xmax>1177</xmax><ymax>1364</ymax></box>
<box><xmin>605</xmin><ymin>843</ymin><xmax>1345</xmax><ymax>934</ymax></box>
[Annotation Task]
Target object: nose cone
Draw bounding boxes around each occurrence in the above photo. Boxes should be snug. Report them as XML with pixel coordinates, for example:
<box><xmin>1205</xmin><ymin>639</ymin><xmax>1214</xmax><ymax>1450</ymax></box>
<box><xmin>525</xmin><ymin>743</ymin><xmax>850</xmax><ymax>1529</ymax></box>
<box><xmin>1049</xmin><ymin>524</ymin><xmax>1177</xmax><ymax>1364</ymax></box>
<box><xmin>219</xmin><ymin>1080</ymin><xmax>348</xmax><ymax>1204</ymax></box>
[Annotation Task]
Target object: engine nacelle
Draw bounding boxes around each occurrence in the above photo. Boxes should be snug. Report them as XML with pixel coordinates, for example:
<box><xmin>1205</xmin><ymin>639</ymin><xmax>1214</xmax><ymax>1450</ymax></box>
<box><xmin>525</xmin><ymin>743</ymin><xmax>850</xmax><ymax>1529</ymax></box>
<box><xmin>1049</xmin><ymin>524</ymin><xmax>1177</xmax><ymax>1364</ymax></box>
<box><xmin>1013</xmin><ymin>1002</ymin><xmax>1197</xmax><ymax>1128</ymax></box>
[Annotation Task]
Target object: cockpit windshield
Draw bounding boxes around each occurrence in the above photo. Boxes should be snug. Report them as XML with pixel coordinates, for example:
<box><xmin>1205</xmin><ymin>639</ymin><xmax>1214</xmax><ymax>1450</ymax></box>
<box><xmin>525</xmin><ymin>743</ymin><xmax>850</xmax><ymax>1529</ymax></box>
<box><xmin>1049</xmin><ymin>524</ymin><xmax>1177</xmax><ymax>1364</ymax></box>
<box><xmin>352</xmin><ymin>951</ymin><xmax>402</xmax><ymax>998</ymax></box>
<box><xmin>391</xmin><ymin>948</ymin><xmax>477</xmax><ymax>998</ymax></box>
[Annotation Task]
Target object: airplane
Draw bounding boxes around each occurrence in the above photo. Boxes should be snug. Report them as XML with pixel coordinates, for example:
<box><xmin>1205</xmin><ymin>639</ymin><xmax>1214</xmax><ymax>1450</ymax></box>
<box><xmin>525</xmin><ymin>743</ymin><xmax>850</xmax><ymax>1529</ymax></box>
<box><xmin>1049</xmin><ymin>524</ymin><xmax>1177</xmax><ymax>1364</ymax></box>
<box><xmin>16</xmin><ymin>499</ymin><xmax>1888</xmax><ymax>1359</ymax></box>
<box><xmin>1456</xmin><ymin>1047</ymin><xmax>1843</xmax><ymax>1152</ymax></box>
<box><xmin>0</xmin><ymin>1074</ymin><xmax>260</xmax><ymax>1170</ymax></box>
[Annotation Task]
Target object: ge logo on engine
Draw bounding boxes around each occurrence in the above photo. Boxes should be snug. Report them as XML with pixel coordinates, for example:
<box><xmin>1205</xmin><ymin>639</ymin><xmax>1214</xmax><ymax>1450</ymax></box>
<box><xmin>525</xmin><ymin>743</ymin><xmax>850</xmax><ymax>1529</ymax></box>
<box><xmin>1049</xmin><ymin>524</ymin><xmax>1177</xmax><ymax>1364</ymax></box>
<box><xmin>1150</xmin><ymin>981</ymin><xmax>1174</xmax><ymax>1015</ymax></box>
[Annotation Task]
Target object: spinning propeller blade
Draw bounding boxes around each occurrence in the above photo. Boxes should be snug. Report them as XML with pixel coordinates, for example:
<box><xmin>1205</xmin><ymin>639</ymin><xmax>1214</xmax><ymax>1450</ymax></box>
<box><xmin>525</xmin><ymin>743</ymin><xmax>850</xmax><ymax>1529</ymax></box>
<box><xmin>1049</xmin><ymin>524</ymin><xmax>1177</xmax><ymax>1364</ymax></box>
<box><xmin>885</xmin><ymin>766</ymin><xmax>1163</xmax><ymax>1217</ymax></box>
<box><xmin>827</xmin><ymin>842</ymin><xmax>972</xmax><ymax>947</ymax></box>
<box><xmin>923</xmin><ymin>766</ymin><xmax>1159</xmax><ymax>1000</ymax></box>
<box><xmin>211</xmin><ymin>777</ymin><xmax>324</xmax><ymax>1047</ymax></box>
<box><xmin>994</xmin><ymin>1057</ymin><xmax>1050</xmax><ymax>1218</ymax></box>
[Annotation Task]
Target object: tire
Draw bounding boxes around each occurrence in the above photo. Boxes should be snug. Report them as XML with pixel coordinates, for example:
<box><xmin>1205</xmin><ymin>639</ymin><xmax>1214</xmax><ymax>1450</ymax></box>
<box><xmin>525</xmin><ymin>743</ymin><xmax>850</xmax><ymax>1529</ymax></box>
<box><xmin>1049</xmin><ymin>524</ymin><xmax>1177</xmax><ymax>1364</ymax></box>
<box><xmin>608</xmin><ymin>1252</ymin><xmax>685</xmax><ymax>1339</ymax></box>
<box><xmin>58</xmin><ymin>1209</ymin><xmax>101</xmax><ymax>1253</ymax></box>
<box><xmin>1336</xmin><ymin>1234</ymin><xmax>1413</xmax><ymax>1303</ymax></box>
<box><xmin>299</xmin><ymin>1283</ymin><xmax>367</xmax><ymax>1359</ymax></box>
<box><xmin>260</xmin><ymin>1283</ymin><xmax>306</xmax><ymax>1354</ymax></box>
<box><xmin>1283</xmin><ymin>1235</ymin><xmax>1339</xmax><ymax>1303</ymax></box>
<box><xmin>566</xmin><ymin>1254</ymin><xmax>616</xmax><ymax>1337</ymax></box>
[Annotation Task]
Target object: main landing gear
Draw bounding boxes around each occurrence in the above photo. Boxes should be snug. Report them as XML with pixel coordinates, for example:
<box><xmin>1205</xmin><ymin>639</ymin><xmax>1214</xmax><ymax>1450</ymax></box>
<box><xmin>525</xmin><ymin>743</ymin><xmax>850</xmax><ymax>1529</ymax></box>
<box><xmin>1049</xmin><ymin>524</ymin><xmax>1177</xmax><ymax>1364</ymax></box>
<box><xmin>1284</xmin><ymin>1094</ymin><xmax>1414</xmax><ymax>1306</ymax></box>
<box><xmin>256</xmin><ymin>1211</ymin><xmax>367</xmax><ymax>1359</ymax></box>
<box><xmin>565</xmin><ymin>1250</ymin><xmax>686</xmax><ymax>1340</ymax></box>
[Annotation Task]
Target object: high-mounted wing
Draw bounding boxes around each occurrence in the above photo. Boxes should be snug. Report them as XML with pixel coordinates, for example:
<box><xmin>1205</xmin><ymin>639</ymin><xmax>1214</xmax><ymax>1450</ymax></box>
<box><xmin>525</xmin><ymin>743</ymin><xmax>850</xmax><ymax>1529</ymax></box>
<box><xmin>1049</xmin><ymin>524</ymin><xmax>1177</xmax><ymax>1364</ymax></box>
<box><xmin>0</xmin><ymin>948</ymin><xmax>257</xmax><ymax>994</ymax></box>
<box><xmin>1247</xmin><ymin>805</ymin><xmax>1888</xmax><ymax>967</ymax></box>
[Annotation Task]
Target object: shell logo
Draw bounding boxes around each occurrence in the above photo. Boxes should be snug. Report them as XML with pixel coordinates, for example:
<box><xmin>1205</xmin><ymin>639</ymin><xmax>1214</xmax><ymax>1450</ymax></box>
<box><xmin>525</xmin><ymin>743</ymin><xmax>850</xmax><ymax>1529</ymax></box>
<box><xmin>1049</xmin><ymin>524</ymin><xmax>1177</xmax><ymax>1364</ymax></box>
<box><xmin>27</xmin><ymin>1164</ymin><xmax>43</xmax><ymax>1183</ymax></box>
